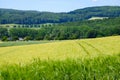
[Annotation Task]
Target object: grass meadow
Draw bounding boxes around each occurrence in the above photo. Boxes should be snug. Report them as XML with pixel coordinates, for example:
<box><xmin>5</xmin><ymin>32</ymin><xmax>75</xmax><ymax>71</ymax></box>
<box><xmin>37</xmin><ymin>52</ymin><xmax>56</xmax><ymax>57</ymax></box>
<box><xmin>0</xmin><ymin>36</ymin><xmax>120</xmax><ymax>80</ymax></box>
<box><xmin>0</xmin><ymin>41</ymin><xmax>55</xmax><ymax>47</ymax></box>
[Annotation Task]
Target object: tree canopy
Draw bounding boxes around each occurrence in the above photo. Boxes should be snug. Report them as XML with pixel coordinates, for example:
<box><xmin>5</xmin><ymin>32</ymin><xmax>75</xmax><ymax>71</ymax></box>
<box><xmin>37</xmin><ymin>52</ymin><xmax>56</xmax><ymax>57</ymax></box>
<box><xmin>0</xmin><ymin>6</ymin><xmax>120</xmax><ymax>24</ymax></box>
<box><xmin>0</xmin><ymin>17</ymin><xmax>120</xmax><ymax>41</ymax></box>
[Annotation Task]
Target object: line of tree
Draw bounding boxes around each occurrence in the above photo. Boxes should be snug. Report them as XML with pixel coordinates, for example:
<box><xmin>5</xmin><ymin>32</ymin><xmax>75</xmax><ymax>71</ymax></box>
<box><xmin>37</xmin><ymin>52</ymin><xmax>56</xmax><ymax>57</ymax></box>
<box><xmin>0</xmin><ymin>24</ymin><xmax>55</xmax><ymax>28</ymax></box>
<box><xmin>0</xmin><ymin>17</ymin><xmax>120</xmax><ymax>41</ymax></box>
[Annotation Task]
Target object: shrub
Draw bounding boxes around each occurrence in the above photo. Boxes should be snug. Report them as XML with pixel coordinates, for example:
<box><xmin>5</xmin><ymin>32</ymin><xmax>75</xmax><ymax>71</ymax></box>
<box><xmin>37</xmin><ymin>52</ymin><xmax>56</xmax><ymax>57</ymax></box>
<box><xmin>1</xmin><ymin>36</ymin><xmax>8</xmax><ymax>41</ymax></box>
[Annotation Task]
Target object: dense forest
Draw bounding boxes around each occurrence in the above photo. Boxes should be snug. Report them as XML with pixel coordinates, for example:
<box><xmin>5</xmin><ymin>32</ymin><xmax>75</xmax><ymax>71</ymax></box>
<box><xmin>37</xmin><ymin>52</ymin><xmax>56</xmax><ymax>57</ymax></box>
<box><xmin>0</xmin><ymin>17</ymin><xmax>120</xmax><ymax>41</ymax></box>
<box><xmin>0</xmin><ymin>6</ymin><xmax>120</xmax><ymax>24</ymax></box>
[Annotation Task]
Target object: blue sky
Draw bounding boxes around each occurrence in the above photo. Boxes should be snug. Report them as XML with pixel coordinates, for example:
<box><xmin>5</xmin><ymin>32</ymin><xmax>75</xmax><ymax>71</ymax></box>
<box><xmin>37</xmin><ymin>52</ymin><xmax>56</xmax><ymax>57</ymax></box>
<box><xmin>0</xmin><ymin>0</ymin><xmax>120</xmax><ymax>12</ymax></box>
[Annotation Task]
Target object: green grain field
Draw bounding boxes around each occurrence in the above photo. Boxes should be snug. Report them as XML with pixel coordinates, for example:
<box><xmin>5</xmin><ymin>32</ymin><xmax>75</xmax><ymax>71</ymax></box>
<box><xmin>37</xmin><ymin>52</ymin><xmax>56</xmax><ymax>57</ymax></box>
<box><xmin>0</xmin><ymin>36</ymin><xmax>120</xmax><ymax>80</ymax></box>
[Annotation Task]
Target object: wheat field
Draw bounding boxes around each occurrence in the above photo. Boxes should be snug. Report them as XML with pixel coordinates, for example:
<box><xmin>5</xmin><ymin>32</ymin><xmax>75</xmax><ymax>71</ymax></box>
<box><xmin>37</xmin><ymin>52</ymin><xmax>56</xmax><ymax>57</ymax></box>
<box><xmin>0</xmin><ymin>36</ymin><xmax>120</xmax><ymax>80</ymax></box>
<box><xmin>0</xmin><ymin>36</ymin><xmax>120</xmax><ymax>65</ymax></box>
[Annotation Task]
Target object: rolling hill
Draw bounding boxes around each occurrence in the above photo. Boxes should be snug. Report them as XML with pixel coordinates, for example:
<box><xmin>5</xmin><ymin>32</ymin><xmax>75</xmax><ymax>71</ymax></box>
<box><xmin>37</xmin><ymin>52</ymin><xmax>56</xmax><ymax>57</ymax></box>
<box><xmin>0</xmin><ymin>6</ymin><xmax>120</xmax><ymax>24</ymax></box>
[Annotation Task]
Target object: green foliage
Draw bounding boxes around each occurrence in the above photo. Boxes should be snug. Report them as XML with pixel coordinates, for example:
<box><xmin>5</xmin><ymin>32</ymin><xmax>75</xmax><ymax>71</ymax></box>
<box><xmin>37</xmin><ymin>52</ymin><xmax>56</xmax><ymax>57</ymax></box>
<box><xmin>87</xmin><ymin>29</ymin><xmax>98</xmax><ymax>38</ymax></box>
<box><xmin>11</xmin><ymin>36</ymin><xmax>19</xmax><ymax>41</ymax></box>
<box><xmin>0</xmin><ymin>17</ymin><xmax>120</xmax><ymax>40</ymax></box>
<box><xmin>24</xmin><ymin>36</ymin><xmax>32</xmax><ymax>41</ymax></box>
<box><xmin>0</xmin><ymin>6</ymin><xmax>120</xmax><ymax>24</ymax></box>
<box><xmin>0</xmin><ymin>55</ymin><xmax>120</xmax><ymax>80</ymax></box>
<box><xmin>0</xmin><ymin>28</ymin><xmax>8</xmax><ymax>38</ymax></box>
<box><xmin>1</xmin><ymin>36</ymin><xmax>8</xmax><ymax>41</ymax></box>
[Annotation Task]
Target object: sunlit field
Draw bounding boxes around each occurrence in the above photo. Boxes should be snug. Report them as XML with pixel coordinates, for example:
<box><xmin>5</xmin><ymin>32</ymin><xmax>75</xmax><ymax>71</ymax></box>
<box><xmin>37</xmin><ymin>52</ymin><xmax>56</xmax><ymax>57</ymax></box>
<box><xmin>0</xmin><ymin>36</ymin><xmax>120</xmax><ymax>65</ymax></box>
<box><xmin>0</xmin><ymin>36</ymin><xmax>120</xmax><ymax>80</ymax></box>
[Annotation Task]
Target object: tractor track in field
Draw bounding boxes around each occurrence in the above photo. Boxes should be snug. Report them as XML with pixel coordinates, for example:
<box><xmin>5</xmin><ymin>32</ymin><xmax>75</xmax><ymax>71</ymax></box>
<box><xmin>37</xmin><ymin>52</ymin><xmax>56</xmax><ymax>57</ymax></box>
<box><xmin>75</xmin><ymin>41</ymin><xmax>90</xmax><ymax>55</ymax></box>
<box><xmin>75</xmin><ymin>41</ymin><xmax>103</xmax><ymax>55</ymax></box>
<box><xmin>82</xmin><ymin>41</ymin><xmax>103</xmax><ymax>54</ymax></box>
